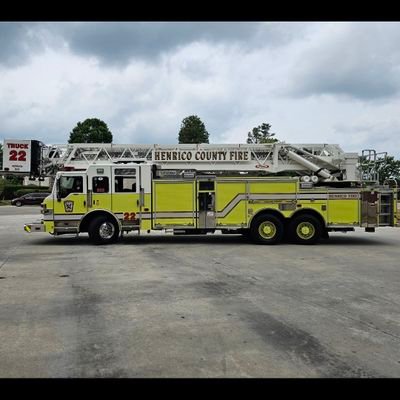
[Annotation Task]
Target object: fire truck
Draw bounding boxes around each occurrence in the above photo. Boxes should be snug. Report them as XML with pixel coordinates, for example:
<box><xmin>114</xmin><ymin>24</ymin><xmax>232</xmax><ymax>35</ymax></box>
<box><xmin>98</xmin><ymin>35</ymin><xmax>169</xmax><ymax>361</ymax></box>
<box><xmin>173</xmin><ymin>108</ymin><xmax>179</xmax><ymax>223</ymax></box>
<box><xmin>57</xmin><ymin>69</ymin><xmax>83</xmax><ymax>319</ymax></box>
<box><xmin>2</xmin><ymin>140</ymin><xmax>398</xmax><ymax>245</ymax></box>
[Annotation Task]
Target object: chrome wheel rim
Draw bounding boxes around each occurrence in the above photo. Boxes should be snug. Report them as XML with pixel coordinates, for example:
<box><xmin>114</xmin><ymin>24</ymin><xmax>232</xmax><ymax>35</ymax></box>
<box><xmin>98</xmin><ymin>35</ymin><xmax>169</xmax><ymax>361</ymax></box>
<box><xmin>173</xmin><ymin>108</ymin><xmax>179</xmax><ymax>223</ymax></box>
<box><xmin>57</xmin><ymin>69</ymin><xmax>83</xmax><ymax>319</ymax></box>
<box><xmin>99</xmin><ymin>222</ymin><xmax>115</xmax><ymax>240</ymax></box>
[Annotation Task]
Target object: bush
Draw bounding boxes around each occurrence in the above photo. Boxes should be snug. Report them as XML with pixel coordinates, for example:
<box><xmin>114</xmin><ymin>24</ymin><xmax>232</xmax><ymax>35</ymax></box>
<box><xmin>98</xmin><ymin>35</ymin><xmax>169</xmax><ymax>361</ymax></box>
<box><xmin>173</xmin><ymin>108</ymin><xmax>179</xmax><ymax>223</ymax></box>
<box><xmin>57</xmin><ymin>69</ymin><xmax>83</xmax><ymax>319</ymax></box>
<box><xmin>0</xmin><ymin>184</ymin><xmax>50</xmax><ymax>200</ymax></box>
<box><xmin>0</xmin><ymin>184</ymin><xmax>22</xmax><ymax>200</ymax></box>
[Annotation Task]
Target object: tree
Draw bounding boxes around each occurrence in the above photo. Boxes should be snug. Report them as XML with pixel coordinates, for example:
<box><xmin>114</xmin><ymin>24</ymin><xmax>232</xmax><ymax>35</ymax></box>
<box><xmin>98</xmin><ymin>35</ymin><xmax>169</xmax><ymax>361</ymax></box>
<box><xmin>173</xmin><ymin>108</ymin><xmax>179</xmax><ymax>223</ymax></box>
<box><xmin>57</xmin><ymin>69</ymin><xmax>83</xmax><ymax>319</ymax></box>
<box><xmin>376</xmin><ymin>155</ymin><xmax>400</xmax><ymax>184</ymax></box>
<box><xmin>0</xmin><ymin>143</ymin><xmax>3</xmax><ymax>170</ymax></box>
<box><xmin>68</xmin><ymin>118</ymin><xmax>113</xmax><ymax>144</ymax></box>
<box><xmin>178</xmin><ymin>115</ymin><xmax>209</xmax><ymax>144</ymax></box>
<box><xmin>246</xmin><ymin>123</ymin><xmax>278</xmax><ymax>144</ymax></box>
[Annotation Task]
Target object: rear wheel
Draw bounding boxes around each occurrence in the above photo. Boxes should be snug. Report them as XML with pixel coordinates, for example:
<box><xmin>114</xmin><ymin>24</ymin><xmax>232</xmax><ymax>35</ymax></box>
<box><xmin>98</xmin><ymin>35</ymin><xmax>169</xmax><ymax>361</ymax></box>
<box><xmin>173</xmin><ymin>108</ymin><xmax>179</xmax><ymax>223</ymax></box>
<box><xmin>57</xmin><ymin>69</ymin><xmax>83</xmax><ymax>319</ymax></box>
<box><xmin>88</xmin><ymin>216</ymin><xmax>119</xmax><ymax>245</ymax></box>
<box><xmin>289</xmin><ymin>214</ymin><xmax>322</xmax><ymax>245</ymax></box>
<box><xmin>250</xmin><ymin>214</ymin><xmax>284</xmax><ymax>245</ymax></box>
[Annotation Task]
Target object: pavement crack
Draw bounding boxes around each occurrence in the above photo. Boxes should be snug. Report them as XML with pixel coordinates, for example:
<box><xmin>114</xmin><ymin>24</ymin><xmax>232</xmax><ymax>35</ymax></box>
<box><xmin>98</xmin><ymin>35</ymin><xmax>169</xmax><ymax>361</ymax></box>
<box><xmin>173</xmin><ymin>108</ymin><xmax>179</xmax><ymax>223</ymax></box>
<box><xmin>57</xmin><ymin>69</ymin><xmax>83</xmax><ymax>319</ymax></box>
<box><xmin>0</xmin><ymin>256</ymin><xmax>10</xmax><ymax>270</ymax></box>
<box><xmin>0</xmin><ymin>239</ymin><xmax>24</xmax><ymax>271</ymax></box>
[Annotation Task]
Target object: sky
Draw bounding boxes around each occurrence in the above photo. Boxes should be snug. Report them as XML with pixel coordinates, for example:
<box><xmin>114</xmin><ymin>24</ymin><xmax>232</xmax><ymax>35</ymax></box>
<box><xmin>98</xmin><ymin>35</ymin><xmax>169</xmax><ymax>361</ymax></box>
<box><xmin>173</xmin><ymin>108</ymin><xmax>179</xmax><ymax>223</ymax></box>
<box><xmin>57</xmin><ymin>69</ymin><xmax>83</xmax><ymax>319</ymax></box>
<box><xmin>1</xmin><ymin>21</ymin><xmax>400</xmax><ymax>158</ymax></box>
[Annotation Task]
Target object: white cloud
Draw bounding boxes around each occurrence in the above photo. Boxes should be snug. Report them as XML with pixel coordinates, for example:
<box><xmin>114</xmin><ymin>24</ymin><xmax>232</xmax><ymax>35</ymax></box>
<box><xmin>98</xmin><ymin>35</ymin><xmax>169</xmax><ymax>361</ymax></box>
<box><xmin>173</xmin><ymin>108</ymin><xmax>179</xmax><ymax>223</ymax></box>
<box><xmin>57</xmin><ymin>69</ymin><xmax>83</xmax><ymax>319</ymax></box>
<box><xmin>1</xmin><ymin>22</ymin><xmax>400</xmax><ymax>160</ymax></box>
<box><xmin>288</xmin><ymin>22</ymin><xmax>400</xmax><ymax>100</ymax></box>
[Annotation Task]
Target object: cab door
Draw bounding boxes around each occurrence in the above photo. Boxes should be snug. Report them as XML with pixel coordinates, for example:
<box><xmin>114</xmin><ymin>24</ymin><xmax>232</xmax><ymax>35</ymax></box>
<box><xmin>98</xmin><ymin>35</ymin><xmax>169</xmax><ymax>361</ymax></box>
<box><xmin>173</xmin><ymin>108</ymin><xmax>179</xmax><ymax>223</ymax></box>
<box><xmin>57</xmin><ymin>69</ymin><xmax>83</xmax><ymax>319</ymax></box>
<box><xmin>111</xmin><ymin>166</ymin><xmax>142</xmax><ymax>227</ymax></box>
<box><xmin>86</xmin><ymin>166</ymin><xmax>112</xmax><ymax>212</ymax></box>
<box><xmin>53</xmin><ymin>173</ymin><xmax>87</xmax><ymax>218</ymax></box>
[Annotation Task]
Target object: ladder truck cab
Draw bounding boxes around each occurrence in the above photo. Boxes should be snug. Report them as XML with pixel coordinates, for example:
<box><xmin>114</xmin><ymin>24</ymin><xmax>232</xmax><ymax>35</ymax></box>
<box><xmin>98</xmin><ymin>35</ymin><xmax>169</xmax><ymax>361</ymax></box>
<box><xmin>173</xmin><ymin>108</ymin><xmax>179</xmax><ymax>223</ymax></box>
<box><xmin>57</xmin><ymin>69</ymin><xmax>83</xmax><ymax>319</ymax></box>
<box><xmin>19</xmin><ymin>142</ymin><xmax>398</xmax><ymax>245</ymax></box>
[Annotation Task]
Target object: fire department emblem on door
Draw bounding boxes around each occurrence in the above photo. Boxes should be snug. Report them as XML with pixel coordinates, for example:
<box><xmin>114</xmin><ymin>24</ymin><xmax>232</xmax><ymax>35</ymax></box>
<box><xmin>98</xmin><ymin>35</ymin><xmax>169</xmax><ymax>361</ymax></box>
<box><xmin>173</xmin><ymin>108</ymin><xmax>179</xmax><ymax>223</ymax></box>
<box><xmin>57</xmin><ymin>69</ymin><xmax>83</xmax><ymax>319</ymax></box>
<box><xmin>64</xmin><ymin>201</ymin><xmax>74</xmax><ymax>213</ymax></box>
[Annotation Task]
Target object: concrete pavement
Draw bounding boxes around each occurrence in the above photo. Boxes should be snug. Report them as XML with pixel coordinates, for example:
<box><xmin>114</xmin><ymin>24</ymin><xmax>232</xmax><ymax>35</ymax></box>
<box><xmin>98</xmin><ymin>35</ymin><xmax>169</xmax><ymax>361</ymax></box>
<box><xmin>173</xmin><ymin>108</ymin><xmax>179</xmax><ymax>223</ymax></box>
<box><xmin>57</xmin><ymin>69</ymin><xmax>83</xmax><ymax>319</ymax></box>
<box><xmin>0</xmin><ymin>206</ymin><xmax>400</xmax><ymax>377</ymax></box>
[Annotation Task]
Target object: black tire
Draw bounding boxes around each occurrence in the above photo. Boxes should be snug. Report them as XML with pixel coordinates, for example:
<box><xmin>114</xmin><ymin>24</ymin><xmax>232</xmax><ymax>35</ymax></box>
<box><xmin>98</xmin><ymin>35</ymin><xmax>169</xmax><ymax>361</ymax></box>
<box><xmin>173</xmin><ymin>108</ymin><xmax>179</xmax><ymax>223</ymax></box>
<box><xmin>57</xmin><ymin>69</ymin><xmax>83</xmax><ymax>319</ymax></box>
<box><xmin>15</xmin><ymin>201</ymin><xmax>22</xmax><ymax>207</ymax></box>
<box><xmin>88</xmin><ymin>215</ymin><xmax>119</xmax><ymax>245</ymax></box>
<box><xmin>240</xmin><ymin>229</ymin><xmax>252</xmax><ymax>239</ymax></box>
<box><xmin>288</xmin><ymin>214</ymin><xmax>322</xmax><ymax>245</ymax></box>
<box><xmin>321</xmin><ymin>229</ymin><xmax>330</xmax><ymax>240</ymax></box>
<box><xmin>250</xmin><ymin>214</ymin><xmax>284</xmax><ymax>245</ymax></box>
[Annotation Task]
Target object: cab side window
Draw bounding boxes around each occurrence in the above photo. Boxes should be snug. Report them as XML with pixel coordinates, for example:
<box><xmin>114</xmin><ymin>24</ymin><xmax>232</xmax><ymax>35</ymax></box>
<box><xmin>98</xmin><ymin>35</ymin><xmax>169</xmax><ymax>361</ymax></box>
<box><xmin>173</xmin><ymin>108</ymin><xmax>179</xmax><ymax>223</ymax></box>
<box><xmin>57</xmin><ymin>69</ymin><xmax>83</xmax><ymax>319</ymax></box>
<box><xmin>59</xmin><ymin>176</ymin><xmax>83</xmax><ymax>198</ymax></box>
<box><xmin>115</xmin><ymin>176</ymin><xmax>137</xmax><ymax>192</ymax></box>
<box><xmin>93</xmin><ymin>176</ymin><xmax>109</xmax><ymax>193</ymax></box>
<box><xmin>114</xmin><ymin>168</ymin><xmax>137</xmax><ymax>193</ymax></box>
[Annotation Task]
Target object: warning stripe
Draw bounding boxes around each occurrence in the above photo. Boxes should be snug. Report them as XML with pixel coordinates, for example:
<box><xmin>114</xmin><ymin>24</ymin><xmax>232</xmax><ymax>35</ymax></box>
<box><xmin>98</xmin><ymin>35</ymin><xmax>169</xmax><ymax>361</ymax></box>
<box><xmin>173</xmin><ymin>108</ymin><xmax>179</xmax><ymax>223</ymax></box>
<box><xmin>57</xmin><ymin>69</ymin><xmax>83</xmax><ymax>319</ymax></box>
<box><xmin>45</xmin><ymin>191</ymin><xmax>361</xmax><ymax>222</ymax></box>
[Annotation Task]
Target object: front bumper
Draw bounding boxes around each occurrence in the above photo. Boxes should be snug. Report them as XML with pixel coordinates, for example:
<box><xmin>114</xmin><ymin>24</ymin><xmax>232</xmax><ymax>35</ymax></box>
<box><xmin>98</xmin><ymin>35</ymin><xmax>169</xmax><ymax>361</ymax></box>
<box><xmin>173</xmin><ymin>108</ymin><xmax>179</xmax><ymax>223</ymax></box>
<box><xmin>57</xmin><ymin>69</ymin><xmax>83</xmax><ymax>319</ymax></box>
<box><xmin>24</xmin><ymin>222</ymin><xmax>45</xmax><ymax>233</ymax></box>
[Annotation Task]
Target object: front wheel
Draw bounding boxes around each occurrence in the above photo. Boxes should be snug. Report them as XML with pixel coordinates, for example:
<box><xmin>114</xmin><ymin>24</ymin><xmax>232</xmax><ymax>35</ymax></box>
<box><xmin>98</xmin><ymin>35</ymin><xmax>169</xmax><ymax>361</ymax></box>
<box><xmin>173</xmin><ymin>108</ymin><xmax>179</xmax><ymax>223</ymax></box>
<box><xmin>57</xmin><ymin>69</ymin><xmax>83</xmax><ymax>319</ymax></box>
<box><xmin>88</xmin><ymin>216</ymin><xmax>120</xmax><ymax>245</ymax></box>
<box><xmin>250</xmin><ymin>214</ymin><xmax>284</xmax><ymax>245</ymax></box>
<box><xmin>15</xmin><ymin>201</ymin><xmax>22</xmax><ymax>207</ymax></box>
<box><xmin>288</xmin><ymin>214</ymin><xmax>322</xmax><ymax>245</ymax></box>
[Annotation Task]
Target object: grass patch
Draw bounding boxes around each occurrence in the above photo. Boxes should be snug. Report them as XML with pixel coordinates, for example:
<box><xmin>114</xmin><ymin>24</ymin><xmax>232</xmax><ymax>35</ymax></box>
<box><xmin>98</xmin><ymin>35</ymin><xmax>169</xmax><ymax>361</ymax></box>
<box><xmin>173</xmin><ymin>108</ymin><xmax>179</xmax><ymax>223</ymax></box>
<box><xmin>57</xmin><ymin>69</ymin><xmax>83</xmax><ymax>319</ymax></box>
<box><xmin>0</xmin><ymin>200</ymin><xmax>11</xmax><ymax>206</ymax></box>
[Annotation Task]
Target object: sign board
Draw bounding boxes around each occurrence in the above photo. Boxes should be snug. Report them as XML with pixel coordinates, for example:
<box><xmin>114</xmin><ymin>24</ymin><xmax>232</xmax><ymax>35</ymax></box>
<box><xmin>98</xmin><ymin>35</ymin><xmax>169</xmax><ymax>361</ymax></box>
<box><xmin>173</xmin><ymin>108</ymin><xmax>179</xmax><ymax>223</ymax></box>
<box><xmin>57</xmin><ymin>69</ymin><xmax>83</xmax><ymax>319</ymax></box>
<box><xmin>152</xmin><ymin>149</ymin><xmax>250</xmax><ymax>162</ymax></box>
<box><xmin>2</xmin><ymin>140</ymin><xmax>32</xmax><ymax>173</ymax></box>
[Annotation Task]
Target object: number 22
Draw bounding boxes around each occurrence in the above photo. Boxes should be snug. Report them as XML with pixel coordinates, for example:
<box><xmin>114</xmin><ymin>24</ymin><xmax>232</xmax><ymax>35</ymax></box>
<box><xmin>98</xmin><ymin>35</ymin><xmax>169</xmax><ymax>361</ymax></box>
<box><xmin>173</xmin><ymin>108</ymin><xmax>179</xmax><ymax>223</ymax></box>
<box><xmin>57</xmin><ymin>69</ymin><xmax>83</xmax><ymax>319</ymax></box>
<box><xmin>9</xmin><ymin>150</ymin><xmax>26</xmax><ymax>161</ymax></box>
<box><xmin>123</xmin><ymin>212</ymin><xmax>136</xmax><ymax>220</ymax></box>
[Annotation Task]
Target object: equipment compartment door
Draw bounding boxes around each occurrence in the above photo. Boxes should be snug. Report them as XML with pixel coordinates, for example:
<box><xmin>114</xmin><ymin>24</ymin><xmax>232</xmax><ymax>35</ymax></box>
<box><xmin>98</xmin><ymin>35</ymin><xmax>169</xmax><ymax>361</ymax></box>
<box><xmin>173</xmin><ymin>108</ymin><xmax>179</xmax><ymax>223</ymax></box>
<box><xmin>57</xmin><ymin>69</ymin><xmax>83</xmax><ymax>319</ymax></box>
<box><xmin>198</xmin><ymin>192</ymin><xmax>216</xmax><ymax>228</ymax></box>
<box><xmin>197</xmin><ymin>179</ymin><xmax>216</xmax><ymax>229</ymax></box>
<box><xmin>152</xmin><ymin>180</ymin><xmax>196</xmax><ymax>228</ymax></box>
<box><xmin>361</xmin><ymin>191</ymin><xmax>378</xmax><ymax>226</ymax></box>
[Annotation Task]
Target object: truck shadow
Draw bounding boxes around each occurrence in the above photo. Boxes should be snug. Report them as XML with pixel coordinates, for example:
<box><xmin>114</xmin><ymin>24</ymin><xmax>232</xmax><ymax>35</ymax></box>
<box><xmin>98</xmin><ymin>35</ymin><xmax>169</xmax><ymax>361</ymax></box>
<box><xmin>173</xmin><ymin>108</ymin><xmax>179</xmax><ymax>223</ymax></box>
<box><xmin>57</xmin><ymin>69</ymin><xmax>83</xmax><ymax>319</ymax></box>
<box><xmin>318</xmin><ymin>235</ymin><xmax>389</xmax><ymax>246</ymax></box>
<box><xmin>26</xmin><ymin>233</ymin><xmax>391</xmax><ymax>247</ymax></box>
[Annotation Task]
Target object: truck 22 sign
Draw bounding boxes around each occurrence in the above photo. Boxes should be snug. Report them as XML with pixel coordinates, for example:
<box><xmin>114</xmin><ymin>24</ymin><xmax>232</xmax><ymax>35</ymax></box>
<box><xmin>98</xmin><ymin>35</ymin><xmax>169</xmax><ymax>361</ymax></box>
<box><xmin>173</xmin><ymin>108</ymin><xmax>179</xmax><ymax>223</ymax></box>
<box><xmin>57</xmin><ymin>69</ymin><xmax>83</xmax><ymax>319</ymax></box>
<box><xmin>3</xmin><ymin>140</ymin><xmax>32</xmax><ymax>173</ymax></box>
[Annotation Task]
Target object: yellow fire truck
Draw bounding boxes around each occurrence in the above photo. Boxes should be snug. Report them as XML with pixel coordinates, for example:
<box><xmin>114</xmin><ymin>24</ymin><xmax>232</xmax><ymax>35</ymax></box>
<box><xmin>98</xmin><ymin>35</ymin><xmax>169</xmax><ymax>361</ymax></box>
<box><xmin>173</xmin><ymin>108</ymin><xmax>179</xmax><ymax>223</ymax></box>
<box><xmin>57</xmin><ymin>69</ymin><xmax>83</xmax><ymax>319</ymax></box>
<box><xmin>18</xmin><ymin>142</ymin><xmax>399</xmax><ymax>245</ymax></box>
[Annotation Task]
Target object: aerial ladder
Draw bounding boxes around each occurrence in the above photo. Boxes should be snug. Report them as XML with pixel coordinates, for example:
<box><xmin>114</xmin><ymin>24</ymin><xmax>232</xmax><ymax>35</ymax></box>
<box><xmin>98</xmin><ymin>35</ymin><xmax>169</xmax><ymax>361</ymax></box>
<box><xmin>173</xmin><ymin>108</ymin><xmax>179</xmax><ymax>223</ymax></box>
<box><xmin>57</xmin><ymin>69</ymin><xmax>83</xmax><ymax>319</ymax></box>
<box><xmin>35</xmin><ymin>142</ymin><xmax>361</xmax><ymax>183</ymax></box>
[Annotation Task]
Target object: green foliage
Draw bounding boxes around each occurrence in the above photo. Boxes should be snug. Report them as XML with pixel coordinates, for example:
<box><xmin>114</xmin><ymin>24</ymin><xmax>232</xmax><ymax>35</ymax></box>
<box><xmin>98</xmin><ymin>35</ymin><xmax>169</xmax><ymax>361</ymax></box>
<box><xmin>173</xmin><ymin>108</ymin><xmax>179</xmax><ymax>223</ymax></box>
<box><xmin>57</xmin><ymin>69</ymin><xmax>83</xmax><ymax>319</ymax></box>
<box><xmin>178</xmin><ymin>115</ymin><xmax>209</xmax><ymax>144</ymax></box>
<box><xmin>376</xmin><ymin>156</ymin><xmax>400</xmax><ymax>184</ymax></box>
<box><xmin>0</xmin><ymin>181</ymin><xmax>49</xmax><ymax>200</ymax></box>
<box><xmin>0</xmin><ymin>184</ymin><xmax>24</xmax><ymax>200</ymax></box>
<box><xmin>68</xmin><ymin>118</ymin><xmax>113</xmax><ymax>143</ymax></box>
<box><xmin>246</xmin><ymin>123</ymin><xmax>278</xmax><ymax>144</ymax></box>
<box><xmin>5</xmin><ymin>176</ymin><xmax>23</xmax><ymax>185</ymax></box>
